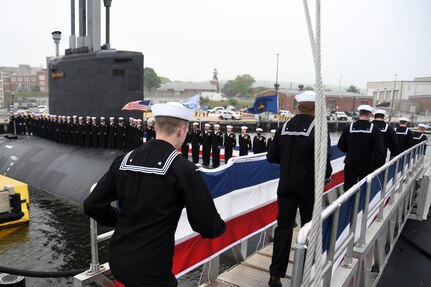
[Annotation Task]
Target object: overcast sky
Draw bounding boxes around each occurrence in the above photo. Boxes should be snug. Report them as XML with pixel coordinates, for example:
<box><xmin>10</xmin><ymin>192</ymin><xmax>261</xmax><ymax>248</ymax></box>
<box><xmin>1</xmin><ymin>0</ymin><xmax>430</xmax><ymax>89</ymax></box>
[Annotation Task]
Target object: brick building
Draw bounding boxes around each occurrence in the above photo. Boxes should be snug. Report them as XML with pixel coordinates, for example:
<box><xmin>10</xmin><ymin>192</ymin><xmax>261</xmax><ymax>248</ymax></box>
<box><xmin>0</xmin><ymin>64</ymin><xmax>49</xmax><ymax>93</ymax></box>
<box><xmin>0</xmin><ymin>71</ymin><xmax>4</xmax><ymax>108</ymax></box>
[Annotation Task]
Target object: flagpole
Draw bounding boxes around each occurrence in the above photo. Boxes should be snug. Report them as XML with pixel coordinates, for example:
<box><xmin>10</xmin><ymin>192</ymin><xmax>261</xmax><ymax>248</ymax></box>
<box><xmin>274</xmin><ymin>53</ymin><xmax>280</xmax><ymax>127</ymax></box>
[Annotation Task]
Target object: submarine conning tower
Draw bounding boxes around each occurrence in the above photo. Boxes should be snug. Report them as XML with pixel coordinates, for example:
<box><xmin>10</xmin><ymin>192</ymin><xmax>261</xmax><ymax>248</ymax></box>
<box><xmin>48</xmin><ymin>0</ymin><xmax>143</xmax><ymax>119</ymax></box>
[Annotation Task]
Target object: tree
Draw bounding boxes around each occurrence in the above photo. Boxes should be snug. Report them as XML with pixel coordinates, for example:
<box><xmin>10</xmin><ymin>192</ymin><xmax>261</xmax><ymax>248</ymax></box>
<box><xmin>144</xmin><ymin>67</ymin><xmax>161</xmax><ymax>91</ymax></box>
<box><xmin>222</xmin><ymin>80</ymin><xmax>235</xmax><ymax>97</ymax></box>
<box><xmin>304</xmin><ymin>85</ymin><xmax>314</xmax><ymax>91</ymax></box>
<box><xmin>346</xmin><ymin>85</ymin><xmax>360</xmax><ymax>93</ymax></box>
<box><xmin>159</xmin><ymin>76</ymin><xmax>171</xmax><ymax>84</ymax></box>
<box><xmin>228</xmin><ymin>98</ymin><xmax>238</xmax><ymax>106</ymax></box>
<box><xmin>232</xmin><ymin>74</ymin><xmax>255</xmax><ymax>97</ymax></box>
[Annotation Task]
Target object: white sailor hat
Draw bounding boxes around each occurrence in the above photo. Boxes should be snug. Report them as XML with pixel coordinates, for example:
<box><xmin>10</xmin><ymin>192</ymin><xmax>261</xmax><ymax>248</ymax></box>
<box><xmin>214</xmin><ymin>124</ymin><xmax>220</xmax><ymax>128</ymax></box>
<box><xmin>92</xmin><ymin>117</ymin><xmax>96</xmax><ymax>120</ymax></box>
<box><xmin>418</xmin><ymin>124</ymin><xmax>429</xmax><ymax>129</ymax></box>
<box><xmin>205</xmin><ymin>123</ymin><xmax>211</xmax><ymax>127</ymax></box>
<box><xmin>152</xmin><ymin>102</ymin><xmax>194</xmax><ymax>121</ymax></box>
<box><xmin>295</xmin><ymin>91</ymin><xmax>315</xmax><ymax>103</ymax></box>
<box><xmin>73</xmin><ymin>115</ymin><xmax>77</xmax><ymax>118</ymax></box>
<box><xmin>271</xmin><ymin>129</ymin><xmax>276</xmax><ymax>133</ymax></box>
<box><xmin>192</xmin><ymin>122</ymin><xmax>199</xmax><ymax>126</ymax></box>
<box><xmin>129</xmin><ymin>117</ymin><xmax>134</xmax><ymax>120</ymax></box>
<box><xmin>226</xmin><ymin>125</ymin><xmax>233</xmax><ymax>129</ymax></box>
<box><xmin>78</xmin><ymin>116</ymin><xmax>83</xmax><ymax>120</ymax></box>
<box><xmin>62</xmin><ymin>116</ymin><xmax>66</xmax><ymax>119</ymax></box>
<box><xmin>66</xmin><ymin>116</ymin><xmax>71</xmax><ymax>119</ymax></box>
<box><xmin>109</xmin><ymin>117</ymin><xmax>114</xmax><ymax>120</ymax></box>
<box><xmin>357</xmin><ymin>105</ymin><xmax>374</xmax><ymax>113</ymax></box>
<box><xmin>100</xmin><ymin>117</ymin><xmax>105</xmax><ymax>120</ymax></box>
<box><xmin>241</xmin><ymin>126</ymin><xmax>248</xmax><ymax>130</ymax></box>
<box><xmin>137</xmin><ymin>119</ymin><xmax>142</xmax><ymax>123</ymax></box>
<box><xmin>373</xmin><ymin>109</ymin><xmax>386</xmax><ymax>116</ymax></box>
<box><xmin>86</xmin><ymin>116</ymin><xmax>90</xmax><ymax>119</ymax></box>
<box><xmin>147</xmin><ymin>118</ymin><xmax>155</xmax><ymax>123</ymax></box>
<box><xmin>399</xmin><ymin>117</ymin><xmax>409</xmax><ymax>122</ymax></box>
<box><xmin>256</xmin><ymin>128</ymin><xmax>263</xmax><ymax>132</ymax></box>
<box><xmin>119</xmin><ymin>117</ymin><xmax>124</xmax><ymax>121</ymax></box>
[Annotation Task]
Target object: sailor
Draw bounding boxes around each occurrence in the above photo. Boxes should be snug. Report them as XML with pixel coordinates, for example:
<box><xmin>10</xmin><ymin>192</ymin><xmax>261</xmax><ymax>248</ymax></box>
<box><xmin>8</xmin><ymin>113</ymin><xmax>15</xmax><ymax>134</ymax></box>
<box><xmin>212</xmin><ymin>124</ymin><xmax>223</xmax><ymax>168</ymax></box>
<box><xmin>61</xmin><ymin>115</ymin><xmax>67</xmax><ymax>143</ymax></box>
<box><xmin>77</xmin><ymin>116</ymin><xmax>85</xmax><ymax>146</ymax></box>
<box><xmin>267</xmin><ymin>91</ymin><xmax>332</xmax><ymax>287</ymax></box>
<box><xmin>83</xmin><ymin>102</ymin><xmax>226</xmax><ymax>287</ymax></box>
<box><xmin>99</xmin><ymin>117</ymin><xmax>108</xmax><ymax>148</ymax></box>
<box><xmin>224</xmin><ymin>125</ymin><xmax>236</xmax><ymax>163</ymax></box>
<box><xmin>239</xmin><ymin>126</ymin><xmax>252</xmax><ymax>156</ymax></box>
<box><xmin>267</xmin><ymin>129</ymin><xmax>276</xmax><ymax>150</ymax></box>
<box><xmin>181</xmin><ymin>124</ymin><xmax>192</xmax><ymax>159</ymax></box>
<box><xmin>395</xmin><ymin>117</ymin><xmax>413</xmax><ymax>154</ymax></box>
<box><xmin>125</xmin><ymin>117</ymin><xmax>134</xmax><ymax>150</ymax></box>
<box><xmin>191</xmin><ymin>122</ymin><xmax>202</xmax><ymax>164</ymax></box>
<box><xmin>338</xmin><ymin>105</ymin><xmax>385</xmax><ymax>191</ymax></box>
<box><xmin>136</xmin><ymin>119</ymin><xmax>144</xmax><ymax>148</ymax></box>
<box><xmin>372</xmin><ymin>109</ymin><xmax>399</xmax><ymax>159</ymax></box>
<box><xmin>412</xmin><ymin>123</ymin><xmax>428</xmax><ymax>154</ymax></box>
<box><xmin>72</xmin><ymin>115</ymin><xmax>78</xmax><ymax>145</ymax></box>
<box><xmin>91</xmin><ymin>117</ymin><xmax>99</xmax><ymax>148</ymax></box>
<box><xmin>145</xmin><ymin>118</ymin><xmax>156</xmax><ymax>142</ymax></box>
<box><xmin>85</xmin><ymin>116</ymin><xmax>92</xmax><ymax>147</ymax></box>
<box><xmin>253</xmin><ymin>127</ymin><xmax>267</xmax><ymax>154</ymax></box>
<box><xmin>108</xmin><ymin>117</ymin><xmax>117</xmax><ymax>149</ymax></box>
<box><xmin>202</xmin><ymin>123</ymin><xmax>213</xmax><ymax>167</ymax></box>
<box><xmin>117</xmin><ymin>117</ymin><xmax>127</xmax><ymax>150</ymax></box>
<box><xmin>66</xmin><ymin>116</ymin><xmax>72</xmax><ymax>144</ymax></box>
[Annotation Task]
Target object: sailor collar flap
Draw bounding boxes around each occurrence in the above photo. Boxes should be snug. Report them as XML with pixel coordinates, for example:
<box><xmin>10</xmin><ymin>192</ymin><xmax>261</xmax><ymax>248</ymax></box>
<box><xmin>281</xmin><ymin>119</ymin><xmax>315</xmax><ymax>137</ymax></box>
<box><xmin>119</xmin><ymin>148</ymin><xmax>180</xmax><ymax>175</ymax></box>
<box><xmin>396</xmin><ymin>127</ymin><xmax>409</xmax><ymax>135</ymax></box>
<box><xmin>379</xmin><ymin>123</ymin><xmax>388</xmax><ymax>132</ymax></box>
<box><xmin>413</xmin><ymin>133</ymin><xmax>424</xmax><ymax>140</ymax></box>
<box><xmin>349</xmin><ymin>122</ymin><xmax>374</xmax><ymax>134</ymax></box>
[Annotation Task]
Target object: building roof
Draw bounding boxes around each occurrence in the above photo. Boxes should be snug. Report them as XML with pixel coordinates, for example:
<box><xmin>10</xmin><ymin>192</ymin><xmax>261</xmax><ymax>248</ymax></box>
<box><xmin>157</xmin><ymin>81</ymin><xmax>216</xmax><ymax>92</ymax></box>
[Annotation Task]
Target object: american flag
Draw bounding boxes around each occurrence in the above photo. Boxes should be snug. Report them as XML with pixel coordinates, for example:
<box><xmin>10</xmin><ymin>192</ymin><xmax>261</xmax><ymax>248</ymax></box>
<box><xmin>121</xmin><ymin>100</ymin><xmax>151</xmax><ymax>112</ymax></box>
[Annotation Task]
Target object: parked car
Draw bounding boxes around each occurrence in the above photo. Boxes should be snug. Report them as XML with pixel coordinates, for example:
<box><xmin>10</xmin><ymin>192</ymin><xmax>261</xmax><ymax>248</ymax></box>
<box><xmin>208</xmin><ymin>106</ymin><xmax>225</xmax><ymax>114</ymax></box>
<box><xmin>326</xmin><ymin>112</ymin><xmax>332</xmax><ymax>121</ymax></box>
<box><xmin>279</xmin><ymin>110</ymin><xmax>291</xmax><ymax>117</ymax></box>
<box><xmin>334</xmin><ymin>111</ymin><xmax>348</xmax><ymax>121</ymax></box>
<box><xmin>352</xmin><ymin>112</ymin><xmax>359</xmax><ymax>121</ymax></box>
<box><xmin>37</xmin><ymin>105</ymin><xmax>48</xmax><ymax>113</ymax></box>
<box><xmin>219</xmin><ymin>111</ymin><xmax>242</xmax><ymax>120</ymax></box>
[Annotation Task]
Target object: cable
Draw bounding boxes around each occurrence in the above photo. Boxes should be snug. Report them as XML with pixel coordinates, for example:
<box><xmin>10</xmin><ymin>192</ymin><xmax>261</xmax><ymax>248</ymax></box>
<box><xmin>0</xmin><ymin>265</ymin><xmax>87</xmax><ymax>278</ymax></box>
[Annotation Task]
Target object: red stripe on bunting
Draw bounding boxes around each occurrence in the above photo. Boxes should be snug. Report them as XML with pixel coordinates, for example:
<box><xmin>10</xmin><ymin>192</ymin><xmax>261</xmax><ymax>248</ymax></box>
<box><xmin>172</xmin><ymin>201</ymin><xmax>279</xmax><ymax>275</ymax></box>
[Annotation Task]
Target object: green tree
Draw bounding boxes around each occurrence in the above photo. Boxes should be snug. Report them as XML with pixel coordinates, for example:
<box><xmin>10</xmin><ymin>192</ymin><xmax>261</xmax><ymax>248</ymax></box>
<box><xmin>228</xmin><ymin>98</ymin><xmax>239</xmax><ymax>106</ymax></box>
<box><xmin>222</xmin><ymin>80</ymin><xmax>235</xmax><ymax>97</ymax></box>
<box><xmin>144</xmin><ymin>67</ymin><xmax>161</xmax><ymax>91</ymax></box>
<box><xmin>346</xmin><ymin>85</ymin><xmax>360</xmax><ymax>93</ymax></box>
<box><xmin>159</xmin><ymin>76</ymin><xmax>171</xmax><ymax>84</ymax></box>
<box><xmin>232</xmin><ymin>74</ymin><xmax>255</xmax><ymax>97</ymax></box>
<box><xmin>304</xmin><ymin>85</ymin><xmax>314</xmax><ymax>91</ymax></box>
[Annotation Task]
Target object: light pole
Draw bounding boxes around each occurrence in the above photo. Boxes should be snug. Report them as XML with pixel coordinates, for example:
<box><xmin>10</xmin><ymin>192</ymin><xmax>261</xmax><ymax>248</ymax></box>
<box><xmin>388</xmin><ymin>74</ymin><xmax>398</xmax><ymax>124</ymax></box>
<box><xmin>52</xmin><ymin>31</ymin><xmax>62</xmax><ymax>57</ymax></box>
<box><xmin>12</xmin><ymin>92</ymin><xmax>16</xmax><ymax>135</ymax></box>
<box><xmin>274</xmin><ymin>53</ymin><xmax>280</xmax><ymax>127</ymax></box>
<box><xmin>338</xmin><ymin>74</ymin><xmax>343</xmax><ymax>92</ymax></box>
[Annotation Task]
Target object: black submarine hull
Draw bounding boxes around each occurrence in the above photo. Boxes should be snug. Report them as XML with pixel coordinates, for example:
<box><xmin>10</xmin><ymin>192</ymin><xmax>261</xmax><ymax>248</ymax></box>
<box><xmin>0</xmin><ymin>136</ymin><xmax>122</xmax><ymax>203</ymax></box>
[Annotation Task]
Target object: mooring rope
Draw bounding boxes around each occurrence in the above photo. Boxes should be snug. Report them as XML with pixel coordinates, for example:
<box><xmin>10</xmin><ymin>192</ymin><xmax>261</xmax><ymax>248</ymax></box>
<box><xmin>302</xmin><ymin>0</ymin><xmax>326</xmax><ymax>286</ymax></box>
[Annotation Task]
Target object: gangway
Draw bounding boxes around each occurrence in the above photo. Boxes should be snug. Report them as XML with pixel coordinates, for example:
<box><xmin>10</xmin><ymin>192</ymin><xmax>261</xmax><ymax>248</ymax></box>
<box><xmin>74</xmin><ymin>141</ymin><xmax>430</xmax><ymax>287</ymax></box>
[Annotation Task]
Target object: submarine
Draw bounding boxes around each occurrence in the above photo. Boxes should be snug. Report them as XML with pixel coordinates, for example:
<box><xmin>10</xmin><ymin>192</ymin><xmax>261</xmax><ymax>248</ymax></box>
<box><xmin>0</xmin><ymin>0</ymin><xmax>144</xmax><ymax>203</ymax></box>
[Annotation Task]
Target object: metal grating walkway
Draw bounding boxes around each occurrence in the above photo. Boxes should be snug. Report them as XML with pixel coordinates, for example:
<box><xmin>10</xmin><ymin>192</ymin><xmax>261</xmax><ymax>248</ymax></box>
<box><xmin>201</xmin><ymin>230</ymin><xmax>298</xmax><ymax>287</ymax></box>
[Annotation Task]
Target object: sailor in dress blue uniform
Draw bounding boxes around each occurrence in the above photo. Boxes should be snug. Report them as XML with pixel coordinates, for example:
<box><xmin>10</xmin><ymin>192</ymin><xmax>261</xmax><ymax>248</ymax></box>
<box><xmin>84</xmin><ymin>102</ymin><xmax>226</xmax><ymax>287</ymax></box>
<box><xmin>395</xmin><ymin>117</ymin><xmax>414</xmax><ymax>154</ymax></box>
<box><xmin>338</xmin><ymin>105</ymin><xmax>385</xmax><ymax>191</ymax></box>
<box><xmin>191</xmin><ymin>122</ymin><xmax>202</xmax><ymax>164</ymax></box>
<box><xmin>224</xmin><ymin>125</ymin><xmax>236</xmax><ymax>163</ymax></box>
<box><xmin>202</xmin><ymin>123</ymin><xmax>213</xmax><ymax>167</ymax></box>
<box><xmin>253</xmin><ymin>127</ymin><xmax>267</xmax><ymax>154</ymax></box>
<box><xmin>372</xmin><ymin>109</ymin><xmax>399</xmax><ymax>159</ymax></box>
<box><xmin>412</xmin><ymin>123</ymin><xmax>428</xmax><ymax>154</ymax></box>
<box><xmin>239</xmin><ymin>126</ymin><xmax>252</xmax><ymax>156</ymax></box>
<box><xmin>267</xmin><ymin>91</ymin><xmax>332</xmax><ymax>287</ymax></box>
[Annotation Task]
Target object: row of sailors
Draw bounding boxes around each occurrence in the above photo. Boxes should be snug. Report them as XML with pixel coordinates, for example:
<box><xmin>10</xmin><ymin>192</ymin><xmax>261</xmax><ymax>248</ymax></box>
<box><xmin>338</xmin><ymin>106</ymin><xmax>428</xmax><ymax>191</ymax></box>
<box><xmin>181</xmin><ymin>123</ymin><xmax>276</xmax><ymax>168</ymax></box>
<box><xmin>8</xmin><ymin>113</ymin><xmax>276</xmax><ymax>167</ymax></box>
<box><xmin>8</xmin><ymin>113</ymin><xmax>156</xmax><ymax>150</ymax></box>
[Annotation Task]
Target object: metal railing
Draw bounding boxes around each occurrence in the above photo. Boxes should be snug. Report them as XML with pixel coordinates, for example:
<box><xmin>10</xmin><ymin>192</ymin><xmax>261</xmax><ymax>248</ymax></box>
<box><xmin>291</xmin><ymin>141</ymin><xmax>427</xmax><ymax>287</ymax></box>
